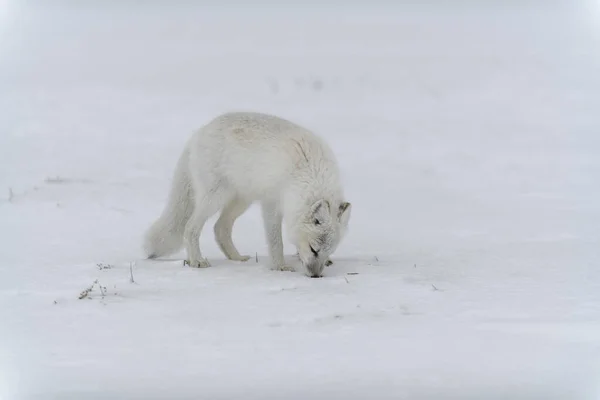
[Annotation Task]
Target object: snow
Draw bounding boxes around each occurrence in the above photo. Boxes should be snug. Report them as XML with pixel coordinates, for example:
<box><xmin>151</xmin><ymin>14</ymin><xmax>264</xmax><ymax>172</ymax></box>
<box><xmin>1</xmin><ymin>1</ymin><xmax>600</xmax><ymax>399</ymax></box>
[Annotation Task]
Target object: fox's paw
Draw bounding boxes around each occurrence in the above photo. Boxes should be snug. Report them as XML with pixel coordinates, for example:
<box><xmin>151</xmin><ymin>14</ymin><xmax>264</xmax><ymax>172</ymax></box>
<box><xmin>184</xmin><ymin>258</ymin><xmax>211</xmax><ymax>268</ymax></box>
<box><xmin>271</xmin><ymin>264</ymin><xmax>296</xmax><ymax>272</ymax></box>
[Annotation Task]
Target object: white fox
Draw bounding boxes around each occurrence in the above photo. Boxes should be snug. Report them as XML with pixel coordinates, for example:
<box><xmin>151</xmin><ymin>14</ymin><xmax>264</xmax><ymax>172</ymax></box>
<box><xmin>143</xmin><ymin>111</ymin><xmax>351</xmax><ymax>278</ymax></box>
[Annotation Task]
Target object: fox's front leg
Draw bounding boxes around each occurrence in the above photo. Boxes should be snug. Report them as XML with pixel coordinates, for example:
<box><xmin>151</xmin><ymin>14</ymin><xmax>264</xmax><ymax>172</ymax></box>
<box><xmin>262</xmin><ymin>201</ymin><xmax>294</xmax><ymax>272</ymax></box>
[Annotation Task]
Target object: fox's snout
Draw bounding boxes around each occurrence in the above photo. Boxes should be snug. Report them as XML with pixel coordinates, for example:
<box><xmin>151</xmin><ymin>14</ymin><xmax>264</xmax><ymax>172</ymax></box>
<box><xmin>304</xmin><ymin>260</ymin><xmax>325</xmax><ymax>278</ymax></box>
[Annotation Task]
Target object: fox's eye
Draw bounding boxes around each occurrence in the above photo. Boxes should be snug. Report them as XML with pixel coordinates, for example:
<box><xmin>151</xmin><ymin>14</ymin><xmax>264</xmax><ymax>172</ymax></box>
<box><xmin>314</xmin><ymin>219</ymin><xmax>321</xmax><ymax>225</ymax></box>
<box><xmin>310</xmin><ymin>245</ymin><xmax>319</xmax><ymax>257</ymax></box>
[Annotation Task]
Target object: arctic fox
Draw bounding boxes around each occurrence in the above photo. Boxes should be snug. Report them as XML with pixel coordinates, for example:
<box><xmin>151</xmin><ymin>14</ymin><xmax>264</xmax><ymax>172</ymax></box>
<box><xmin>143</xmin><ymin>111</ymin><xmax>351</xmax><ymax>278</ymax></box>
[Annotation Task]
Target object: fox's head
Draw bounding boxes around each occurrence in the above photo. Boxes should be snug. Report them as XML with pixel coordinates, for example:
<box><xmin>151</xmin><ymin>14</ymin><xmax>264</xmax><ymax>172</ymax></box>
<box><xmin>293</xmin><ymin>199</ymin><xmax>352</xmax><ymax>278</ymax></box>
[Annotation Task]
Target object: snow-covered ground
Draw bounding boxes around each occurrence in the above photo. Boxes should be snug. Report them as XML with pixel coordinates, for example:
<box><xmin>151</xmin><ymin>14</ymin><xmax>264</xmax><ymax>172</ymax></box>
<box><xmin>1</xmin><ymin>1</ymin><xmax>600</xmax><ymax>399</ymax></box>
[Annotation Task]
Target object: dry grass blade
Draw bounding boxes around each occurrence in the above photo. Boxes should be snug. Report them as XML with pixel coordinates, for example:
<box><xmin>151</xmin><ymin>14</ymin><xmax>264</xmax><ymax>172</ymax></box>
<box><xmin>130</xmin><ymin>262</ymin><xmax>136</xmax><ymax>283</ymax></box>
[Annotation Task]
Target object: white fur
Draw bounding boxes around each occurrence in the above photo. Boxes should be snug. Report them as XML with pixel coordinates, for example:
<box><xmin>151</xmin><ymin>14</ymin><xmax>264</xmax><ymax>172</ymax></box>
<box><xmin>143</xmin><ymin>111</ymin><xmax>351</xmax><ymax>277</ymax></box>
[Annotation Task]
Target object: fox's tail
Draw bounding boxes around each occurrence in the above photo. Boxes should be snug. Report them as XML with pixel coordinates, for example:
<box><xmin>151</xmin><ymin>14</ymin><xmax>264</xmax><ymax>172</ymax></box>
<box><xmin>143</xmin><ymin>146</ymin><xmax>194</xmax><ymax>259</ymax></box>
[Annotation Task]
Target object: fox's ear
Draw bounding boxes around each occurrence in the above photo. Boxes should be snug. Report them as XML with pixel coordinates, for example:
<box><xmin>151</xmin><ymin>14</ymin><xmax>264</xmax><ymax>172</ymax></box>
<box><xmin>338</xmin><ymin>202</ymin><xmax>351</xmax><ymax>226</ymax></box>
<box><xmin>310</xmin><ymin>199</ymin><xmax>331</xmax><ymax>224</ymax></box>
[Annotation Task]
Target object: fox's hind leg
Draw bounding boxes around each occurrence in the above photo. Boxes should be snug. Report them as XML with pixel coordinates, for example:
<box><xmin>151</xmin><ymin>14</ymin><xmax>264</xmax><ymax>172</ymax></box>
<box><xmin>214</xmin><ymin>196</ymin><xmax>251</xmax><ymax>261</ymax></box>
<box><xmin>183</xmin><ymin>177</ymin><xmax>232</xmax><ymax>268</ymax></box>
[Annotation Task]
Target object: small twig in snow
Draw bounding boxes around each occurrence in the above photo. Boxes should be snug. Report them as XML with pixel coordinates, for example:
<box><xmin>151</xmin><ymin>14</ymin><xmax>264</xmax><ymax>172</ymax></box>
<box><xmin>96</xmin><ymin>279</ymin><xmax>106</xmax><ymax>297</ymax></box>
<box><xmin>78</xmin><ymin>279</ymin><xmax>107</xmax><ymax>299</ymax></box>
<box><xmin>255</xmin><ymin>252</ymin><xmax>258</xmax><ymax>263</ymax></box>
<box><xmin>129</xmin><ymin>262</ymin><xmax>136</xmax><ymax>283</ymax></box>
<box><xmin>374</xmin><ymin>256</ymin><xmax>379</xmax><ymax>262</ymax></box>
<box><xmin>431</xmin><ymin>284</ymin><xmax>439</xmax><ymax>291</ymax></box>
<box><xmin>45</xmin><ymin>176</ymin><xmax>92</xmax><ymax>185</ymax></box>
<box><xmin>78</xmin><ymin>282</ymin><xmax>95</xmax><ymax>299</ymax></box>
<box><xmin>344</xmin><ymin>276</ymin><xmax>349</xmax><ymax>284</ymax></box>
<box><xmin>45</xmin><ymin>176</ymin><xmax>64</xmax><ymax>183</ymax></box>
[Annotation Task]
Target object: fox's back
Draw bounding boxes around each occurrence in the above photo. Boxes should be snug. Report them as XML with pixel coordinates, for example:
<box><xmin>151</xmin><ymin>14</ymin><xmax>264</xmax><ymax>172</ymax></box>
<box><xmin>189</xmin><ymin>112</ymin><xmax>339</xmax><ymax>200</ymax></box>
